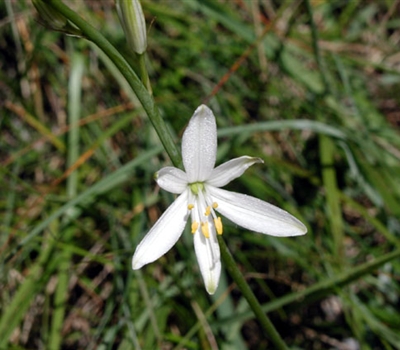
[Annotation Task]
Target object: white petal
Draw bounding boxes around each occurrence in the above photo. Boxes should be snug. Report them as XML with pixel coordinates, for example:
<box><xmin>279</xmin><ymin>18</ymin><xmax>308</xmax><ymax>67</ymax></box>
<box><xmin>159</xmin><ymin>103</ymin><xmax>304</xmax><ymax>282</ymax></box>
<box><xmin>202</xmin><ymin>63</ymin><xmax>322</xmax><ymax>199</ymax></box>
<box><xmin>182</xmin><ymin>105</ymin><xmax>217</xmax><ymax>183</ymax></box>
<box><xmin>208</xmin><ymin>187</ymin><xmax>307</xmax><ymax>237</ymax></box>
<box><xmin>156</xmin><ymin>167</ymin><xmax>188</xmax><ymax>194</ymax></box>
<box><xmin>193</xmin><ymin>220</ymin><xmax>221</xmax><ymax>295</ymax></box>
<box><xmin>208</xmin><ymin>156</ymin><xmax>263</xmax><ymax>187</ymax></box>
<box><xmin>132</xmin><ymin>192</ymin><xmax>189</xmax><ymax>269</ymax></box>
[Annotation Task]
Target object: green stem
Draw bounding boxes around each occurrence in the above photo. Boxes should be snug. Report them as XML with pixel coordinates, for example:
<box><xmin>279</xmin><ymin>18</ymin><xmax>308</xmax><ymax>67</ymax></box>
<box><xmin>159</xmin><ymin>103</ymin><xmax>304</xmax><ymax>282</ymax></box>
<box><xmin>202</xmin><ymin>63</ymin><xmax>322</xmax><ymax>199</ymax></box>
<box><xmin>217</xmin><ymin>235</ymin><xmax>288</xmax><ymax>350</ymax></box>
<box><xmin>138</xmin><ymin>53</ymin><xmax>152</xmax><ymax>95</ymax></box>
<box><xmin>47</xmin><ymin>0</ymin><xmax>182</xmax><ymax>168</ymax></box>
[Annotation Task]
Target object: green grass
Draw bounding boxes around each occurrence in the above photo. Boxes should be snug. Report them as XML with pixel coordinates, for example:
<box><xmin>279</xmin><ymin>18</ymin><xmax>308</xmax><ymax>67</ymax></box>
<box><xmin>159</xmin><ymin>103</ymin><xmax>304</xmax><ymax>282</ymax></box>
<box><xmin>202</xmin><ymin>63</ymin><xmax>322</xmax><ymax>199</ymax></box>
<box><xmin>1</xmin><ymin>0</ymin><xmax>400</xmax><ymax>349</ymax></box>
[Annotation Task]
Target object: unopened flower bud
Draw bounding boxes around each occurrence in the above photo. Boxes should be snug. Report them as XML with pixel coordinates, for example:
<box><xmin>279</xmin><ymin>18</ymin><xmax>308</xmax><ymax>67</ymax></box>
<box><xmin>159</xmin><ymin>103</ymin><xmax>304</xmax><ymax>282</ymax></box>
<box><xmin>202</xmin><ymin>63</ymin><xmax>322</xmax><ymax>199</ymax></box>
<box><xmin>116</xmin><ymin>0</ymin><xmax>147</xmax><ymax>54</ymax></box>
<box><xmin>32</xmin><ymin>0</ymin><xmax>81</xmax><ymax>36</ymax></box>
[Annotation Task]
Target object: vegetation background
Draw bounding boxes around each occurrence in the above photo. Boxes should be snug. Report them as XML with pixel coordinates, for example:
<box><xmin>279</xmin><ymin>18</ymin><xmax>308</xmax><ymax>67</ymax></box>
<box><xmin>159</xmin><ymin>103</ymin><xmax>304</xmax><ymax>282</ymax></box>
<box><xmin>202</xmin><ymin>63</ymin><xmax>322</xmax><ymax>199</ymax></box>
<box><xmin>1</xmin><ymin>0</ymin><xmax>400</xmax><ymax>349</ymax></box>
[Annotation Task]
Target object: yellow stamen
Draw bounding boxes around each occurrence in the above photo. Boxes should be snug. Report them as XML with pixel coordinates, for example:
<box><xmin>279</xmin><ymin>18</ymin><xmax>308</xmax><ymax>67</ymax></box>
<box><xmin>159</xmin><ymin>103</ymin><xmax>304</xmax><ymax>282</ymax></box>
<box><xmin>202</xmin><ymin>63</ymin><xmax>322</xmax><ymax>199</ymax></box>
<box><xmin>212</xmin><ymin>202</ymin><xmax>218</xmax><ymax>209</ymax></box>
<box><xmin>214</xmin><ymin>217</ymin><xmax>223</xmax><ymax>235</ymax></box>
<box><xmin>191</xmin><ymin>221</ymin><xmax>199</xmax><ymax>234</ymax></box>
<box><xmin>204</xmin><ymin>206</ymin><xmax>211</xmax><ymax>216</ymax></box>
<box><xmin>187</xmin><ymin>204</ymin><xmax>194</xmax><ymax>210</ymax></box>
<box><xmin>201</xmin><ymin>222</ymin><xmax>210</xmax><ymax>238</ymax></box>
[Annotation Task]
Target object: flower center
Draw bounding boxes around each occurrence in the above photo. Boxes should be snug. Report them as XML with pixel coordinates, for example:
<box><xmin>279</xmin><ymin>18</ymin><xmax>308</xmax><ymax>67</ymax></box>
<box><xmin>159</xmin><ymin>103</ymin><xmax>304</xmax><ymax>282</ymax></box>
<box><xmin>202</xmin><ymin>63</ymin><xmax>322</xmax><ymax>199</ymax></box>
<box><xmin>189</xmin><ymin>182</ymin><xmax>204</xmax><ymax>195</ymax></box>
<box><xmin>187</xmin><ymin>183</ymin><xmax>223</xmax><ymax>238</ymax></box>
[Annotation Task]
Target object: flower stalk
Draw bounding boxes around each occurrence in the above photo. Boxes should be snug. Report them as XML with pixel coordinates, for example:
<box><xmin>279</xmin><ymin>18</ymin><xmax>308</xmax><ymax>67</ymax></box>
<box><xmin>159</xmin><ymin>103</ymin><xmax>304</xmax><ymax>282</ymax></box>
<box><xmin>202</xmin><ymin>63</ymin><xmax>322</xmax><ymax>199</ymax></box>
<box><xmin>116</xmin><ymin>0</ymin><xmax>152</xmax><ymax>93</ymax></box>
<box><xmin>47</xmin><ymin>0</ymin><xmax>181</xmax><ymax>167</ymax></box>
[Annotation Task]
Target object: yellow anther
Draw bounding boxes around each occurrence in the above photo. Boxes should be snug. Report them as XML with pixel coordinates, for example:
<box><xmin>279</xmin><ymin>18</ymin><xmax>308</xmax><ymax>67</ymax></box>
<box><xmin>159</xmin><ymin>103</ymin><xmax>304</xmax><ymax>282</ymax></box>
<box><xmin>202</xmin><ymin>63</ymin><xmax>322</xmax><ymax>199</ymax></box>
<box><xmin>187</xmin><ymin>204</ymin><xmax>194</xmax><ymax>210</ymax></box>
<box><xmin>191</xmin><ymin>221</ymin><xmax>199</xmax><ymax>234</ymax></box>
<box><xmin>212</xmin><ymin>202</ymin><xmax>218</xmax><ymax>209</ymax></box>
<box><xmin>201</xmin><ymin>222</ymin><xmax>210</xmax><ymax>238</ymax></box>
<box><xmin>204</xmin><ymin>206</ymin><xmax>211</xmax><ymax>216</ymax></box>
<box><xmin>214</xmin><ymin>217</ymin><xmax>223</xmax><ymax>235</ymax></box>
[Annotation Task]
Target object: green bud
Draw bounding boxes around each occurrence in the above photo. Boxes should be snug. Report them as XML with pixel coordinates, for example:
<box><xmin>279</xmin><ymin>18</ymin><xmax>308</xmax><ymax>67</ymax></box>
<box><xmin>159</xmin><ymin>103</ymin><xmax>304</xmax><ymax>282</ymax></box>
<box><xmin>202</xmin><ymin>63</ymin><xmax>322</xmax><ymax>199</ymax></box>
<box><xmin>116</xmin><ymin>0</ymin><xmax>147</xmax><ymax>54</ymax></box>
<box><xmin>32</xmin><ymin>0</ymin><xmax>81</xmax><ymax>36</ymax></box>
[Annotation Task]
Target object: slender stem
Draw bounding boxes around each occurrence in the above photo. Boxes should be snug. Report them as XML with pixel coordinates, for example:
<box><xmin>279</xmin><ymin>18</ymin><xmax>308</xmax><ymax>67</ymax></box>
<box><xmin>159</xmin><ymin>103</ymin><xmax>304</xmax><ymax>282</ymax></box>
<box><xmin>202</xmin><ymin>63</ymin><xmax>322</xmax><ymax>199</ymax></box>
<box><xmin>138</xmin><ymin>53</ymin><xmax>152</xmax><ymax>95</ymax></box>
<box><xmin>217</xmin><ymin>235</ymin><xmax>288</xmax><ymax>350</ymax></box>
<box><xmin>47</xmin><ymin>0</ymin><xmax>182</xmax><ymax>168</ymax></box>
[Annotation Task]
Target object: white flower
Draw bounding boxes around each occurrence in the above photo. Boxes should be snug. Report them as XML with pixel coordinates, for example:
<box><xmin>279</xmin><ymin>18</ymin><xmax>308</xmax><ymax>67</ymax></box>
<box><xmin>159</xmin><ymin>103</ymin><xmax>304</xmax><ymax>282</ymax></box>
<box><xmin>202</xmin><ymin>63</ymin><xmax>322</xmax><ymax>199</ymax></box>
<box><xmin>132</xmin><ymin>105</ymin><xmax>307</xmax><ymax>294</ymax></box>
